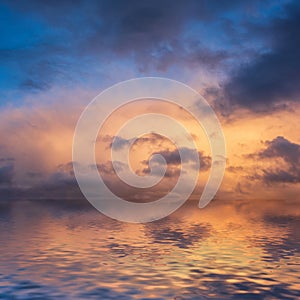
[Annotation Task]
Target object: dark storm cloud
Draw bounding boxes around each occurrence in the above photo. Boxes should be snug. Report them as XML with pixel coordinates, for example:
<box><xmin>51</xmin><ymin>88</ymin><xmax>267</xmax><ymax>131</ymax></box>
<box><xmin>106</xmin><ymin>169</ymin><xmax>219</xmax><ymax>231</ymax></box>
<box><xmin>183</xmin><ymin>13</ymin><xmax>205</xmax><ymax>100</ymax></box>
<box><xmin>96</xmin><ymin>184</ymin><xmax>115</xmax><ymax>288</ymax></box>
<box><xmin>250</xmin><ymin>136</ymin><xmax>300</xmax><ymax>184</ymax></box>
<box><xmin>84</xmin><ymin>0</ymin><xmax>234</xmax><ymax>70</ymax></box>
<box><xmin>2</xmin><ymin>0</ymin><xmax>275</xmax><ymax>95</ymax></box>
<box><xmin>5</xmin><ymin>0</ymin><xmax>238</xmax><ymax>46</ymax></box>
<box><xmin>223</xmin><ymin>1</ymin><xmax>300</xmax><ymax>111</ymax></box>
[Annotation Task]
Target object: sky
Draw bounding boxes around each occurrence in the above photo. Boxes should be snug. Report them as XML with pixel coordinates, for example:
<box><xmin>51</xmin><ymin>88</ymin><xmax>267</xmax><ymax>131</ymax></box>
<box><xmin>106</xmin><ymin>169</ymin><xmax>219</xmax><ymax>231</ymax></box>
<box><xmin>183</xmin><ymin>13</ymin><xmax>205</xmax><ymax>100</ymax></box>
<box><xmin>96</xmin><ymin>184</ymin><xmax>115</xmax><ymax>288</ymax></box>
<box><xmin>0</xmin><ymin>0</ymin><xmax>299</xmax><ymax>202</ymax></box>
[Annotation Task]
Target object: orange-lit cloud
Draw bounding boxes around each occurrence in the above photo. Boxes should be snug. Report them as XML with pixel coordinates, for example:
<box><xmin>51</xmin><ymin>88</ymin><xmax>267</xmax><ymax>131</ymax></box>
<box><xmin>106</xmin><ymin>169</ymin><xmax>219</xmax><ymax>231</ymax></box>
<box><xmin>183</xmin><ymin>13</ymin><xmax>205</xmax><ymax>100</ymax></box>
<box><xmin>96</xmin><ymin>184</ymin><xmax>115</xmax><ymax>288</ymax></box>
<box><xmin>0</xmin><ymin>88</ymin><xmax>299</xmax><ymax>201</ymax></box>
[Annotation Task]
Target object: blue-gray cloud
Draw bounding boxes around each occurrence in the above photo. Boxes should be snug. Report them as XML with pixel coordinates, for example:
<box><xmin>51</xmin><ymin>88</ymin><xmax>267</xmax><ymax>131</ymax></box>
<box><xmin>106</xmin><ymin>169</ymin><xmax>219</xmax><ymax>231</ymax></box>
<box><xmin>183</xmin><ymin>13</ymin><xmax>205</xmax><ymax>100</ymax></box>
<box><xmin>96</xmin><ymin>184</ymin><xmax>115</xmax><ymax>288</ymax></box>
<box><xmin>0</xmin><ymin>0</ymin><xmax>288</xmax><ymax>103</ymax></box>
<box><xmin>250</xmin><ymin>136</ymin><xmax>300</xmax><ymax>184</ymax></box>
<box><xmin>223</xmin><ymin>1</ymin><xmax>300</xmax><ymax>111</ymax></box>
<box><xmin>0</xmin><ymin>163</ymin><xmax>14</xmax><ymax>187</ymax></box>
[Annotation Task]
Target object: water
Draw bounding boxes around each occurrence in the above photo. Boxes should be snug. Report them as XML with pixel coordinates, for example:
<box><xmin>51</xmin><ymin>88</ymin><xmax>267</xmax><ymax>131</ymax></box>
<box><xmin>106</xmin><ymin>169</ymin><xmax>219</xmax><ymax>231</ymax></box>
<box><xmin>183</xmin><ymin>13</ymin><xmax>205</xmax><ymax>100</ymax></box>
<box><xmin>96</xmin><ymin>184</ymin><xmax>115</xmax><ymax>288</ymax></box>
<box><xmin>0</xmin><ymin>199</ymin><xmax>299</xmax><ymax>299</ymax></box>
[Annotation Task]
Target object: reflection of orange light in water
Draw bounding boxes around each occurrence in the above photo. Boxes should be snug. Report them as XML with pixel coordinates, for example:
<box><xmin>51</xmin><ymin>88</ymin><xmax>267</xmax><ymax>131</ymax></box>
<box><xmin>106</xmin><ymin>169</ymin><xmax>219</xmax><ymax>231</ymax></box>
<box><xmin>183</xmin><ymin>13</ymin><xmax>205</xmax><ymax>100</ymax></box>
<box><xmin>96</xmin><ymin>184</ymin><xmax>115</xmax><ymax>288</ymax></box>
<box><xmin>2</xmin><ymin>199</ymin><xmax>299</xmax><ymax>297</ymax></box>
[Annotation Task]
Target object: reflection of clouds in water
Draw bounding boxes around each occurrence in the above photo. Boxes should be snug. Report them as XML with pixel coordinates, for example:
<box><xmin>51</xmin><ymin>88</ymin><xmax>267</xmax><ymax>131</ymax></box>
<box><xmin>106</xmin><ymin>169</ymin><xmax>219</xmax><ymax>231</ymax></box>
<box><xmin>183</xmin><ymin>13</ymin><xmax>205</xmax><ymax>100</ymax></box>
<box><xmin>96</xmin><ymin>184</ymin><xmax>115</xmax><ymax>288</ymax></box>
<box><xmin>182</xmin><ymin>273</ymin><xmax>300</xmax><ymax>299</ymax></box>
<box><xmin>0</xmin><ymin>199</ymin><xmax>299</xmax><ymax>299</ymax></box>
<box><xmin>145</xmin><ymin>220</ymin><xmax>212</xmax><ymax>249</ymax></box>
<box><xmin>0</xmin><ymin>279</ymin><xmax>61</xmax><ymax>300</ymax></box>
<box><xmin>104</xmin><ymin>220</ymin><xmax>212</xmax><ymax>260</ymax></box>
<box><xmin>258</xmin><ymin>215</ymin><xmax>300</xmax><ymax>262</ymax></box>
<box><xmin>79</xmin><ymin>287</ymin><xmax>136</xmax><ymax>300</ymax></box>
<box><xmin>232</xmin><ymin>199</ymin><xmax>300</xmax><ymax>262</ymax></box>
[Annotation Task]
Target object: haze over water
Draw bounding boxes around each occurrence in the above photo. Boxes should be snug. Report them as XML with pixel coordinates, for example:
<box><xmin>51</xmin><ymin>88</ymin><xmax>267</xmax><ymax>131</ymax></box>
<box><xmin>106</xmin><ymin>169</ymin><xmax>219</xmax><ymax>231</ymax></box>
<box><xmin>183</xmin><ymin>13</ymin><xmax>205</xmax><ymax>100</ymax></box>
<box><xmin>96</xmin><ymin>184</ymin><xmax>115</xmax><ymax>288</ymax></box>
<box><xmin>0</xmin><ymin>199</ymin><xmax>299</xmax><ymax>300</ymax></box>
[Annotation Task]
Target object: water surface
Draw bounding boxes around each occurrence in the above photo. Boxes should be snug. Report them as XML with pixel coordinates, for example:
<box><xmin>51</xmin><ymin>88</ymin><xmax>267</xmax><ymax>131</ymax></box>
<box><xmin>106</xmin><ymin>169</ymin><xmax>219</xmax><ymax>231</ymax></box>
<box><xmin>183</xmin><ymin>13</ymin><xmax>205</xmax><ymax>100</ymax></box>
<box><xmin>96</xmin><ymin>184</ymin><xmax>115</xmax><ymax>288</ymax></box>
<box><xmin>0</xmin><ymin>199</ymin><xmax>299</xmax><ymax>299</ymax></box>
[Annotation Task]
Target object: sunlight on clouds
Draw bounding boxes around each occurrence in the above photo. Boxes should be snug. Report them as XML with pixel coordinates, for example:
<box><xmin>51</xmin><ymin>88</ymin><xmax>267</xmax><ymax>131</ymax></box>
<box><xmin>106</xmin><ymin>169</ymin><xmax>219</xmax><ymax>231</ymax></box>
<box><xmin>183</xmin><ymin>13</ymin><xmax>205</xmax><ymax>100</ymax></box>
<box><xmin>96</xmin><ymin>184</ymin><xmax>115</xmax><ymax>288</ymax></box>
<box><xmin>0</xmin><ymin>87</ymin><xmax>299</xmax><ymax>200</ymax></box>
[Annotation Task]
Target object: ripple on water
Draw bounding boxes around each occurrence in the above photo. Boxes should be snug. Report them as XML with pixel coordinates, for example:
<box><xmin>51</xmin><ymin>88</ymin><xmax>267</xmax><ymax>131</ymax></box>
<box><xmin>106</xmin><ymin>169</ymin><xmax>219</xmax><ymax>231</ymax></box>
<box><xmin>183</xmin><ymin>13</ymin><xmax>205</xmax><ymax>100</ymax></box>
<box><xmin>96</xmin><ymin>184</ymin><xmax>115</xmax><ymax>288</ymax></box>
<box><xmin>0</xmin><ymin>199</ymin><xmax>299</xmax><ymax>299</ymax></box>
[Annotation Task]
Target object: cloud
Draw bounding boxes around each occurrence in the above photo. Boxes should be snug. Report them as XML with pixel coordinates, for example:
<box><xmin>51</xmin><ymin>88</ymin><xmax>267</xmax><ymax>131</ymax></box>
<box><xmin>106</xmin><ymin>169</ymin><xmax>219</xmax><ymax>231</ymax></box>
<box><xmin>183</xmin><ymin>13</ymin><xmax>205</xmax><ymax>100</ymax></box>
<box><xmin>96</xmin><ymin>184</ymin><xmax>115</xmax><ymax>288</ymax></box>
<box><xmin>137</xmin><ymin>147</ymin><xmax>211</xmax><ymax>179</ymax></box>
<box><xmin>223</xmin><ymin>2</ymin><xmax>300</xmax><ymax>111</ymax></box>
<box><xmin>101</xmin><ymin>134</ymin><xmax>212</xmax><ymax>175</ymax></box>
<box><xmin>47</xmin><ymin>162</ymin><xmax>76</xmax><ymax>185</ymax></box>
<box><xmin>249</xmin><ymin>136</ymin><xmax>300</xmax><ymax>184</ymax></box>
<box><xmin>0</xmin><ymin>87</ymin><xmax>90</xmax><ymax>192</ymax></box>
<box><xmin>1</xmin><ymin>0</ymin><xmax>277</xmax><ymax>97</ymax></box>
<box><xmin>262</xmin><ymin>169</ymin><xmax>300</xmax><ymax>184</ymax></box>
<box><xmin>8</xmin><ymin>162</ymin><xmax>78</xmax><ymax>199</ymax></box>
<box><xmin>258</xmin><ymin>136</ymin><xmax>300</xmax><ymax>166</ymax></box>
<box><xmin>227</xmin><ymin>166</ymin><xmax>243</xmax><ymax>173</ymax></box>
<box><xmin>0</xmin><ymin>90</ymin><xmax>213</xmax><ymax>201</ymax></box>
<box><xmin>99</xmin><ymin>133</ymin><xmax>168</xmax><ymax>151</ymax></box>
<box><xmin>109</xmin><ymin>136</ymin><xmax>130</xmax><ymax>151</ymax></box>
<box><xmin>150</xmin><ymin>148</ymin><xmax>211</xmax><ymax>170</ymax></box>
<box><xmin>0</xmin><ymin>161</ymin><xmax>14</xmax><ymax>187</ymax></box>
<box><xmin>96</xmin><ymin>161</ymin><xmax>126</xmax><ymax>176</ymax></box>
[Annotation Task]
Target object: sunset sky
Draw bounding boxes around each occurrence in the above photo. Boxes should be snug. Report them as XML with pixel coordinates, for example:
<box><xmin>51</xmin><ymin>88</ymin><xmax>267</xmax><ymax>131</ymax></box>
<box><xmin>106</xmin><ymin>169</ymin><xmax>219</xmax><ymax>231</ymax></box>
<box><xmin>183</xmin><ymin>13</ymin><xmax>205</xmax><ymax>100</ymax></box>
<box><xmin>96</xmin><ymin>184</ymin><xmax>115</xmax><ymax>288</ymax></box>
<box><xmin>0</xmin><ymin>0</ymin><xmax>299</xmax><ymax>203</ymax></box>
